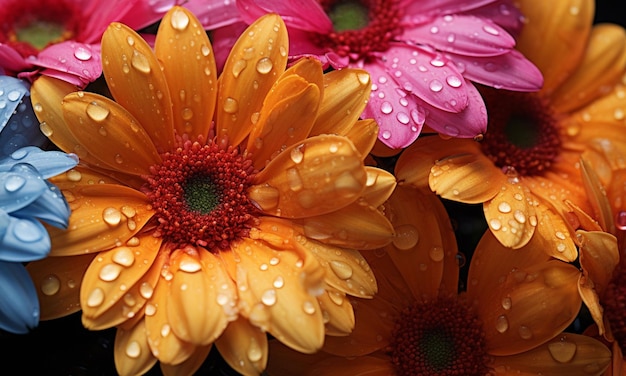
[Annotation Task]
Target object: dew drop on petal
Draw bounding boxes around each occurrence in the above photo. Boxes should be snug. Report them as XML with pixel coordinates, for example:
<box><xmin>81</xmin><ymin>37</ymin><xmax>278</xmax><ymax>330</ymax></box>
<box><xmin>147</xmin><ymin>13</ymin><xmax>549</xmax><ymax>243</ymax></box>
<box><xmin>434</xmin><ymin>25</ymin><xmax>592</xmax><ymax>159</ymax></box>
<box><xmin>256</xmin><ymin>57</ymin><xmax>273</xmax><ymax>74</ymax></box>
<box><xmin>125</xmin><ymin>341</ymin><xmax>142</xmax><ymax>358</ymax></box>
<box><xmin>329</xmin><ymin>260</ymin><xmax>353</xmax><ymax>280</ymax></box>
<box><xmin>40</xmin><ymin>275</ymin><xmax>61</xmax><ymax>296</ymax></box>
<box><xmin>74</xmin><ymin>46</ymin><xmax>92</xmax><ymax>61</ymax></box>
<box><xmin>86</xmin><ymin>287</ymin><xmax>105</xmax><ymax>307</ymax></box>
<box><xmin>86</xmin><ymin>101</ymin><xmax>110</xmax><ymax>122</ymax></box>
<box><xmin>429</xmin><ymin>80</ymin><xmax>443</xmax><ymax>92</ymax></box>
<box><xmin>247</xmin><ymin>338</ymin><xmax>263</xmax><ymax>362</ymax></box>
<box><xmin>302</xmin><ymin>301</ymin><xmax>316</xmax><ymax>315</ymax></box>
<box><xmin>103</xmin><ymin>207</ymin><xmax>122</xmax><ymax>226</ymax></box>
<box><xmin>112</xmin><ymin>247</ymin><xmax>135</xmax><ymax>267</ymax></box>
<box><xmin>4</xmin><ymin>175</ymin><xmax>25</xmax><ymax>192</ymax></box>
<box><xmin>261</xmin><ymin>289</ymin><xmax>277</xmax><ymax>306</ymax></box>
<box><xmin>495</xmin><ymin>315</ymin><xmax>509</xmax><ymax>333</ymax></box>
<box><xmin>498</xmin><ymin>202</ymin><xmax>512</xmax><ymax>213</ymax></box>
<box><xmin>131</xmin><ymin>51</ymin><xmax>151</xmax><ymax>74</ymax></box>
<box><xmin>429</xmin><ymin>246</ymin><xmax>444</xmax><ymax>262</ymax></box>
<box><xmin>381</xmin><ymin>101</ymin><xmax>393</xmax><ymax>114</ymax></box>
<box><xmin>170</xmin><ymin>8</ymin><xmax>190</xmax><ymax>30</ymax></box>
<box><xmin>501</xmin><ymin>297</ymin><xmax>512</xmax><ymax>310</ymax></box>
<box><xmin>14</xmin><ymin>220</ymin><xmax>43</xmax><ymax>242</ymax></box>
<box><xmin>548</xmin><ymin>341</ymin><xmax>577</xmax><ymax>363</ymax></box>
<box><xmin>223</xmin><ymin>97</ymin><xmax>239</xmax><ymax>114</ymax></box>
<box><xmin>518</xmin><ymin>325</ymin><xmax>533</xmax><ymax>339</ymax></box>
<box><xmin>446</xmin><ymin>75</ymin><xmax>462</xmax><ymax>88</ymax></box>
<box><xmin>392</xmin><ymin>224</ymin><xmax>419</xmax><ymax>250</ymax></box>
<box><xmin>99</xmin><ymin>263</ymin><xmax>122</xmax><ymax>282</ymax></box>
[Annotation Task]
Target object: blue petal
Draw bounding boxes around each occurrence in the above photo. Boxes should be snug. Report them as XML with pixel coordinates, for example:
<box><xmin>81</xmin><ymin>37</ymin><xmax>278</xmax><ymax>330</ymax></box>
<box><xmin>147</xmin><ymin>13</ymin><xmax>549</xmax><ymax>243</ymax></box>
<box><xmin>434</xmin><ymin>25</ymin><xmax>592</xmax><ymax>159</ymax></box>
<box><xmin>0</xmin><ymin>77</ymin><xmax>49</xmax><ymax>158</ymax></box>
<box><xmin>12</xmin><ymin>180</ymin><xmax>70</xmax><ymax>229</ymax></box>
<box><xmin>0</xmin><ymin>261</ymin><xmax>40</xmax><ymax>334</ymax></box>
<box><xmin>0</xmin><ymin>163</ymin><xmax>47</xmax><ymax>213</ymax></box>
<box><xmin>0</xmin><ymin>146</ymin><xmax>78</xmax><ymax>178</ymax></box>
<box><xmin>0</xmin><ymin>216</ymin><xmax>50</xmax><ymax>262</ymax></box>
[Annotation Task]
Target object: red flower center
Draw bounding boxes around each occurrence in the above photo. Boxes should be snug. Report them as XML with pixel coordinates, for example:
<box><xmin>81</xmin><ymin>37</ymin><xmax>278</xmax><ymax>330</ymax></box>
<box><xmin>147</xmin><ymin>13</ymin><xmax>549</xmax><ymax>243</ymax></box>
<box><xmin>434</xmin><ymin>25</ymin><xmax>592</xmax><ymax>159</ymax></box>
<box><xmin>0</xmin><ymin>0</ymin><xmax>81</xmax><ymax>57</ymax></box>
<box><xmin>479</xmin><ymin>87</ymin><xmax>562</xmax><ymax>177</ymax></box>
<box><xmin>602</xmin><ymin>264</ymin><xmax>626</xmax><ymax>356</ymax></box>
<box><xmin>143</xmin><ymin>139</ymin><xmax>259</xmax><ymax>250</ymax></box>
<box><xmin>315</xmin><ymin>0</ymin><xmax>403</xmax><ymax>60</ymax></box>
<box><xmin>389</xmin><ymin>296</ymin><xmax>490</xmax><ymax>376</ymax></box>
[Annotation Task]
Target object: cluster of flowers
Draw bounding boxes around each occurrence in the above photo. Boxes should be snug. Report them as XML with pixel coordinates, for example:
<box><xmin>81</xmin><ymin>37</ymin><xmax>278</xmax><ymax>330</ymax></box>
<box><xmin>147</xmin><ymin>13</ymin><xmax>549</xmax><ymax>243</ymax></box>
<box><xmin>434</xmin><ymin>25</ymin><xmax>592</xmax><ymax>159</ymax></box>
<box><xmin>1</xmin><ymin>0</ymin><xmax>625</xmax><ymax>375</ymax></box>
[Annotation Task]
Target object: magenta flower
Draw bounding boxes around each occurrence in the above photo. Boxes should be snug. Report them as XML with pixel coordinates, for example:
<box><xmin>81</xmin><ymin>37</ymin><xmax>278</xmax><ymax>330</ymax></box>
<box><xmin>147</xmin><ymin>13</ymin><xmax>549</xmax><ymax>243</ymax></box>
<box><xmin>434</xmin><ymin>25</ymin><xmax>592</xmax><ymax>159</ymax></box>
<box><xmin>202</xmin><ymin>0</ymin><xmax>543</xmax><ymax>148</ymax></box>
<box><xmin>0</xmin><ymin>0</ymin><xmax>184</xmax><ymax>87</ymax></box>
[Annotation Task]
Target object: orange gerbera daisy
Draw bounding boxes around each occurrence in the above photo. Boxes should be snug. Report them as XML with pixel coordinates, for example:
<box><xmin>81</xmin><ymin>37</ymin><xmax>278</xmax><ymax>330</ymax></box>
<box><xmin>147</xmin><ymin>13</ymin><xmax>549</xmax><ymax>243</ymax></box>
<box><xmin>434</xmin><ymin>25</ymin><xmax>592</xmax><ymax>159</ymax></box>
<box><xmin>265</xmin><ymin>181</ymin><xmax>612</xmax><ymax>375</ymax></box>
<box><xmin>25</xmin><ymin>6</ymin><xmax>396</xmax><ymax>376</ymax></box>
<box><xmin>394</xmin><ymin>0</ymin><xmax>626</xmax><ymax>260</ymax></box>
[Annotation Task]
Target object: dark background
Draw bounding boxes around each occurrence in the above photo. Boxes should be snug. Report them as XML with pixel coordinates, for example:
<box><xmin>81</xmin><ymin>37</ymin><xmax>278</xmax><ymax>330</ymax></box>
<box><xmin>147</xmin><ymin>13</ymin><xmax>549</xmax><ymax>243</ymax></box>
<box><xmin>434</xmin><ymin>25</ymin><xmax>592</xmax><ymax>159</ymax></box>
<box><xmin>1</xmin><ymin>1</ymin><xmax>624</xmax><ymax>374</ymax></box>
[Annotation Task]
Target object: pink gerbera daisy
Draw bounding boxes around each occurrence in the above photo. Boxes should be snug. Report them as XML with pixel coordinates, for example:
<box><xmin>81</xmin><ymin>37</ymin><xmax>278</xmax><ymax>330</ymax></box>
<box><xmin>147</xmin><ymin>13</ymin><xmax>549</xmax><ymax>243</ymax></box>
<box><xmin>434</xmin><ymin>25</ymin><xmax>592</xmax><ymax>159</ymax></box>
<box><xmin>0</xmin><ymin>0</ymin><xmax>186</xmax><ymax>87</ymax></box>
<box><xmin>202</xmin><ymin>0</ymin><xmax>543</xmax><ymax>148</ymax></box>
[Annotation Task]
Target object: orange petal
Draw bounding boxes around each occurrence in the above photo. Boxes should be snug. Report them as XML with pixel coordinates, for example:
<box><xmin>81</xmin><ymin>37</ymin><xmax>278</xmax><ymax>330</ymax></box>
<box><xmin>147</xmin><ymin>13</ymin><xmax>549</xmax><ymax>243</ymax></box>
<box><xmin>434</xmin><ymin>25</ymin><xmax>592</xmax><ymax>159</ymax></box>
<box><xmin>101</xmin><ymin>21</ymin><xmax>175</xmax><ymax>151</ymax></box>
<box><xmin>468</xmin><ymin>232</ymin><xmax>581</xmax><ymax>355</ymax></box>
<box><xmin>565</xmin><ymin>199</ymin><xmax>604</xmax><ymax>232</ymax></box>
<box><xmin>155</xmin><ymin>6</ymin><xmax>217</xmax><ymax>140</ymax></box>
<box><xmin>515</xmin><ymin>0</ymin><xmax>594</xmax><ymax>94</ymax></box>
<box><xmin>580</xmin><ymin>156</ymin><xmax>616</xmax><ymax>233</ymax></box>
<box><xmin>296</xmin><ymin>200</ymin><xmax>394</xmax><ymax>250</ymax></box>
<box><xmin>80</xmin><ymin>235</ymin><xmax>163</xmax><ymax>329</ymax></box>
<box><xmin>216</xmin><ymin>14</ymin><xmax>288</xmax><ymax>147</ymax></box>
<box><xmin>344</xmin><ymin>119</ymin><xmax>379</xmax><ymax>159</ymax></box>
<box><xmin>395</xmin><ymin>135</ymin><xmax>481</xmax><ymax>189</ymax></box>
<box><xmin>577</xmin><ymin>230</ymin><xmax>620</xmax><ymax>336</ymax></box>
<box><xmin>430</xmin><ymin>152</ymin><xmax>505</xmax><ymax>204</ymax></box>
<box><xmin>483</xmin><ymin>177</ymin><xmax>537</xmax><ymax>249</ymax></box>
<box><xmin>251</xmin><ymin>134</ymin><xmax>366</xmax><ymax>218</ymax></box>
<box><xmin>160</xmin><ymin>344</ymin><xmax>212</xmax><ymax>376</ymax></box>
<box><xmin>114</xmin><ymin>319</ymin><xmax>158</xmax><ymax>376</ymax></box>
<box><xmin>362</xmin><ymin>167</ymin><xmax>397</xmax><ymax>208</ymax></box>
<box><xmin>296</xmin><ymin>238</ymin><xmax>377</xmax><ymax>298</ymax></box>
<box><xmin>232</xmin><ymin>238</ymin><xmax>325</xmax><ymax>353</ymax></box>
<box><xmin>214</xmin><ymin>317</ymin><xmax>268</xmax><ymax>375</ymax></box>
<box><xmin>30</xmin><ymin>76</ymin><xmax>105</xmax><ymax>166</ymax></box>
<box><xmin>383</xmin><ymin>185</ymin><xmax>455</xmax><ymax>300</ymax></box>
<box><xmin>316</xmin><ymin>288</ymin><xmax>355</xmax><ymax>336</ymax></box>
<box><xmin>62</xmin><ymin>92</ymin><xmax>161</xmax><ymax>175</ymax></box>
<box><xmin>534</xmin><ymin>204</ymin><xmax>578</xmax><ymax>262</ymax></box>
<box><xmin>552</xmin><ymin>24</ymin><xmax>626</xmax><ymax>113</ymax></box>
<box><xmin>167</xmin><ymin>249</ymin><xmax>236</xmax><ymax>345</ymax></box>
<box><xmin>48</xmin><ymin>184</ymin><xmax>154</xmax><ymax>256</ymax></box>
<box><xmin>491</xmin><ymin>333</ymin><xmax>611</xmax><ymax>376</ymax></box>
<box><xmin>144</xmin><ymin>273</ymin><xmax>195</xmax><ymax>365</ymax></box>
<box><xmin>247</xmin><ymin>74</ymin><xmax>321</xmax><ymax>169</ymax></box>
<box><xmin>566</xmin><ymin>83</ymin><xmax>626</xmax><ymax>138</ymax></box>
<box><xmin>310</xmin><ymin>69</ymin><xmax>371</xmax><ymax>136</ymax></box>
<box><xmin>26</xmin><ymin>254</ymin><xmax>96</xmax><ymax>320</ymax></box>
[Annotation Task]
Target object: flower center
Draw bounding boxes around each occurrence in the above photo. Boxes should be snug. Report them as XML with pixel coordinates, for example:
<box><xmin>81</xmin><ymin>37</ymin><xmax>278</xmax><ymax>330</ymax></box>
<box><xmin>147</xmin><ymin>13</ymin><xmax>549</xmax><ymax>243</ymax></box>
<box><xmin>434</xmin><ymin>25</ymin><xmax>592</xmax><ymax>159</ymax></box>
<box><xmin>479</xmin><ymin>87</ymin><xmax>562</xmax><ymax>177</ymax></box>
<box><xmin>389</xmin><ymin>296</ymin><xmax>490</xmax><ymax>376</ymax></box>
<box><xmin>315</xmin><ymin>0</ymin><xmax>403</xmax><ymax>60</ymax></box>
<box><xmin>144</xmin><ymin>139</ymin><xmax>259</xmax><ymax>250</ymax></box>
<box><xmin>602</xmin><ymin>264</ymin><xmax>626</xmax><ymax>356</ymax></box>
<box><xmin>0</xmin><ymin>0</ymin><xmax>79</xmax><ymax>57</ymax></box>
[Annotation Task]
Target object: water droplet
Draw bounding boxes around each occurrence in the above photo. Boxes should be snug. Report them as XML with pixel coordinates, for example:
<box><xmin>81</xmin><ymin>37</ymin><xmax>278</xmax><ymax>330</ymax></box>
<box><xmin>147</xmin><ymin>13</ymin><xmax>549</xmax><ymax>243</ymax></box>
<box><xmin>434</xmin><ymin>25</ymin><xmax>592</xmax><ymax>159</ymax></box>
<box><xmin>179</xmin><ymin>258</ymin><xmax>202</xmax><ymax>273</ymax></box>
<box><xmin>74</xmin><ymin>46</ymin><xmax>92</xmax><ymax>61</ymax></box>
<box><xmin>482</xmin><ymin>25</ymin><xmax>500</xmax><ymax>35</ymax></box>
<box><xmin>513</xmin><ymin>210</ymin><xmax>526</xmax><ymax>224</ymax></box>
<box><xmin>86</xmin><ymin>101</ymin><xmax>110</xmax><ymax>122</ymax></box>
<box><xmin>547</xmin><ymin>341</ymin><xmax>577</xmax><ymax>363</ymax></box>
<box><xmin>112</xmin><ymin>247</ymin><xmax>135</xmax><ymax>267</ymax></box>
<box><xmin>181</xmin><ymin>107</ymin><xmax>193</xmax><ymax>120</ymax></box>
<box><xmin>498</xmin><ymin>202</ymin><xmax>512</xmax><ymax>213</ymax></box>
<box><xmin>223</xmin><ymin>97</ymin><xmax>239</xmax><ymax>114</ymax></box>
<box><xmin>256</xmin><ymin>57</ymin><xmax>273</xmax><ymax>74</ymax></box>
<box><xmin>125</xmin><ymin>340</ymin><xmax>141</xmax><ymax>358</ymax></box>
<box><xmin>232</xmin><ymin>60</ymin><xmax>247</xmax><ymax>77</ymax></box>
<box><xmin>616</xmin><ymin>211</ymin><xmax>626</xmax><ymax>230</ymax></box>
<box><xmin>7</xmin><ymin>90</ymin><xmax>20</xmax><ymax>102</ymax></box>
<box><xmin>201</xmin><ymin>44</ymin><xmax>211</xmax><ymax>56</ymax></box>
<box><xmin>40</xmin><ymin>275</ymin><xmax>61</xmax><ymax>296</ymax></box>
<box><xmin>392</xmin><ymin>224</ymin><xmax>419</xmax><ymax>250</ymax></box>
<box><xmin>495</xmin><ymin>315</ymin><xmax>509</xmax><ymax>333</ymax></box>
<box><xmin>381</xmin><ymin>101</ymin><xmax>393</xmax><ymax>114</ymax></box>
<box><xmin>261</xmin><ymin>289</ymin><xmax>277</xmax><ymax>306</ymax></box>
<box><xmin>290</xmin><ymin>145</ymin><xmax>304</xmax><ymax>164</ymax></box>
<box><xmin>446</xmin><ymin>75</ymin><xmax>462</xmax><ymax>88</ymax></box>
<box><xmin>126</xmin><ymin>36</ymin><xmax>135</xmax><ymax>46</ymax></box>
<box><xmin>86</xmin><ymin>287</ymin><xmax>105</xmax><ymax>307</ymax></box>
<box><xmin>329</xmin><ymin>260</ymin><xmax>353</xmax><ymax>280</ymax></box>
<box><xmin>381</xmin><ymin>130</ymin><xmax>391</xmax><ymax>140</ymax></box>
<box><xmin>501</xmin><ymin>297</ymin><xmax>512</xmax><ymax>310</ymax></box>
<box><xmin>170</xmin><ymin>8</ymin><xmax>190</xmax><ymax>30</ymax></box>
<box><xmin>429</xmin><ymin>246</ymin><xmax>444</xmax><ymax>262</ymax></box>
<box><xmin>357</xmin><ymin>72</ymin><xmax>370</xmax><ymax>85</ymax></box>
<box><xmin>103</xmin><ymin>207</ymin><xmax>122</xmax><ymax>226</ymax></box>
<box><xmin>518</xmin><ymin>325</ymin><xmax>533</xmax><ymax>339</ymax></box>
<box><xmin>4</xmin><ymin>175</ymin><xmax>25</xmax><ymax>192</ymax></box>
<box><xmin>247</xmin><ymin>338</ymin><xmax>263</xmax><ymax>362</ymax></box>
<box><xmin>131</xmin><ymin>50</ymin><xmax>151</xmax><ymax>74</ymax></box>
<box><xmin>429</xmin><ymin>80</ymin><xmax>443</xmax><ymax>92</ymax></box>
<box><xmin>302</xmin><ymin>301</ymin><xmax>316</xmax><ymax>315</ymax></box>
<box><xmin>272</xmin><ymin>276</ymin><xmax>284</xmax><ymax>289</ymax></box>
<box><xmin>99</xmin><ymin>263</ymin><xmax>122</xmax><ymax>281</ymax></box>
<box><xmin>139</xmin><ymin>282</ymin><xmax>154</xmax><ymax>299</ymax></box>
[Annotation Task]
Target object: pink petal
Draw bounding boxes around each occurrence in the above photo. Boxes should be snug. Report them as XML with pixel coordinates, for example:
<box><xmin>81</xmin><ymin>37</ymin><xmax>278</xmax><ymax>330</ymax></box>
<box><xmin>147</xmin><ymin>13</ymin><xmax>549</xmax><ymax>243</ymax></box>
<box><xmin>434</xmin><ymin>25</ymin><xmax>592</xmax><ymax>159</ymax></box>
<box><xmin>449</xmin><ymin>49</ymin><xmax>544</xmax><ymax>92</ymax></box>
<box><xmin>0</xmin><ymin>45</ymin><xmax>32</xmax><ymax>73</ymax></box>
<box><xmin>423</xmin><ymin>79</ymin><xmax>487</xmax><ymax>138</ymax></box>
<box><xmin>361</xmin><ymin>63</ymin><xmax>425</xmax><ymax>149</ymax></box>
<box><xmin>405</xmin><ymin>0</ymin><xmax>498</xmax><ymax>16</ymax></box>
<box><xmin>237</xmin><ymin>0</ymin><xmax>333</xmax><ymax>32</ymax></box>
<box><xmin>121</xmin><ymin>0</ymin><xmax>179</xmax><ymax>30</ymax></box>
<box><xmin>211</xmin><ymin>22</ymin><xmax>249</xmax><ymax>70</ymax></box>
<box><xmin>29</xmin><ymin>42</ymin><xmax>102</xmax><ymax>88</ymax></box>
<box><xmin>401</xmin><ymin>15</ymin><xmax>515</xmax><ymax>57</ymax></box>
<box><xmin>469</xmin><ymin>0</ymin><xmax>525</xmax><ymax>36</ymax></box>
<box><xmin>380</xmin><ymin>43</ymin><xmax>469</xmax><ymax>113</ymax></box>
<box><xmin>79</xmin><ymin>0</ymin><xmax>140</xmax><ymax>43</ymax></box>
<box><xmin>185</xmin><ymin>0</ymin><xmax>243</xmax><ymax>29</ymax></box>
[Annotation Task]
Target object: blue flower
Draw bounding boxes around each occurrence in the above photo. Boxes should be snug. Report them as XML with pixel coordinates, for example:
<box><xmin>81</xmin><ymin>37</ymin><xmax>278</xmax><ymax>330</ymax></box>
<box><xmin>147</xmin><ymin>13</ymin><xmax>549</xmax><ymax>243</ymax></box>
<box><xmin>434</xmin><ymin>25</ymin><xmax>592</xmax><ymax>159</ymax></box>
<box><xmin>0</xmin><ymin>147</ymin><xmax>78</xmax><ymax>334</ymax></box>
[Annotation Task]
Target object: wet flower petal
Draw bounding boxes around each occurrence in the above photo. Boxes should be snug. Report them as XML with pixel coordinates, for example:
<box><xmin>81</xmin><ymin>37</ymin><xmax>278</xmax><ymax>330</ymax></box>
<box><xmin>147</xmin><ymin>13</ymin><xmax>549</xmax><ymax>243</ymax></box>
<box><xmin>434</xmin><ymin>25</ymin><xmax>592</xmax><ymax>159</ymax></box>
<box><xmin>114</xmin><ymin>319</ymin><xmax>158</xmax><ymax>376</ymax></box>
<box><xmin>0</xmin><ymin>261</ymin><xmax>39</xmax><ymax>333</ymax></box>
<box><xmin>215</xmin><ymin>317</ymin><xmax>269</xmax><ymax>375</ymax></box>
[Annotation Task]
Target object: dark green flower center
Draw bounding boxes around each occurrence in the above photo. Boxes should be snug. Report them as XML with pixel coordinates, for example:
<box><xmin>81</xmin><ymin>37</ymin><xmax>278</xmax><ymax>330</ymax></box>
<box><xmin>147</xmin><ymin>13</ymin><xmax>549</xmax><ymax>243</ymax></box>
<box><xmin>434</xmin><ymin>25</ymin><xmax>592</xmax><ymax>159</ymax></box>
<box><xmin>389</xmin><ymin>297</ymin><xmax>490</xmax><ymax>376</ymax></box>
<box><xmin>144</xmin><ymin>139</ymin><xmax>259</xmax><ymax>250</ymax></box>
<box><xmin>328</xmin><ymin>0</ymin><xmax>369</xmax><ymax>32</ymax></box>
<box><xmin>184</xmin><ymin>175</ymin><xmax>221</xmax><ymax>214</ymax></box>
<box><xmin>16</xmin><ymin>21</ymin><xmax>65</xmax><ymax>50</ymax></box>
<box><xmin>479</xmin><ymin>87</ymin><xmax>561</xmax><ymax>176</ymax></box>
